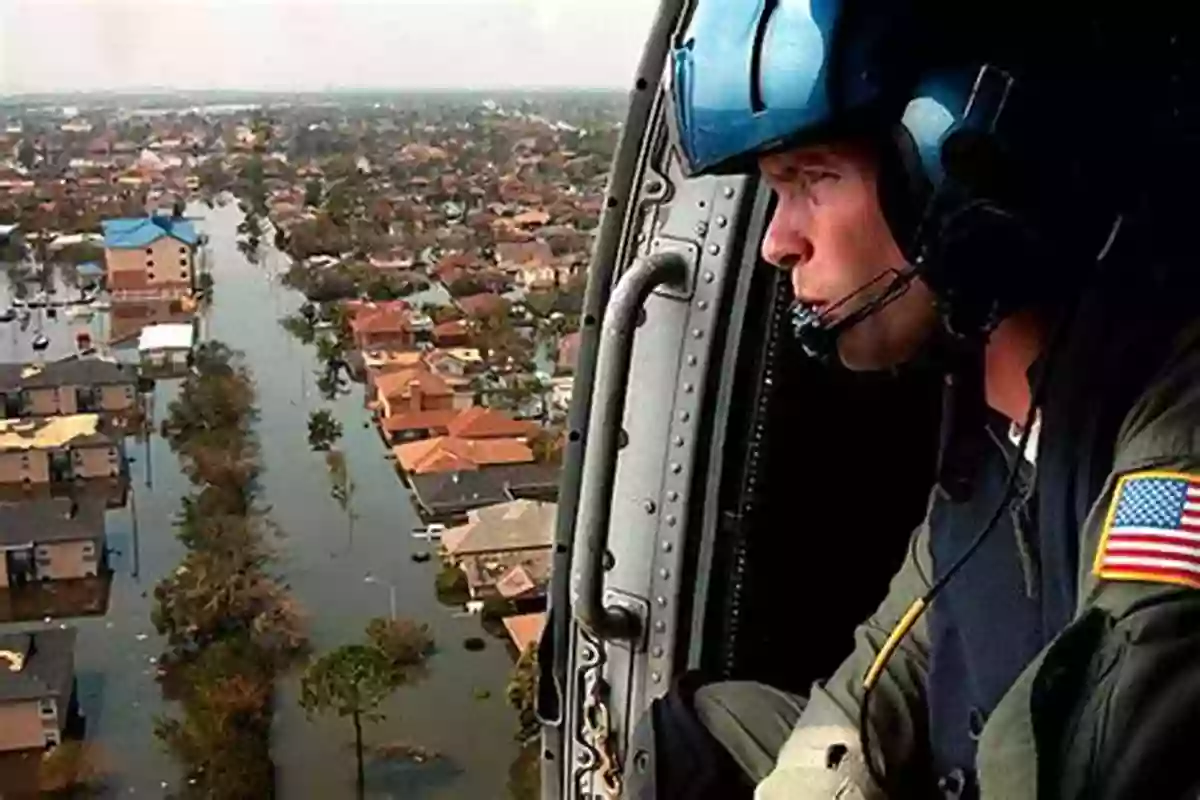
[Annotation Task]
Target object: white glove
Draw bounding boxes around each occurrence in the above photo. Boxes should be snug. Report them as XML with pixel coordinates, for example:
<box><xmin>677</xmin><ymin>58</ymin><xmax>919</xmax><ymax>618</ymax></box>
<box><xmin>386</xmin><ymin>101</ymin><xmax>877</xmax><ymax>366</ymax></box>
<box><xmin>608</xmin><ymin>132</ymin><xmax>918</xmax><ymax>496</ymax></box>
<box><xmin>755</xmin><ymin>725</ymin><xmax>888</xmax><ymax>800</ymax></box>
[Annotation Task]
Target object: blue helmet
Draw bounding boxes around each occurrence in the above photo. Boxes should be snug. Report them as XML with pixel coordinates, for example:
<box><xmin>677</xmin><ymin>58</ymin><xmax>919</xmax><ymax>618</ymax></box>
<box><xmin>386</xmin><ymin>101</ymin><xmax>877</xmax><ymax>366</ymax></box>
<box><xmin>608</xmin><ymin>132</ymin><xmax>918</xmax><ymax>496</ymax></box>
<box><xmin>663</xmin><ymin>0</ymin><xmax>1089</xmax><ymax>343</ymax></box>
<box><xmin>667</xmin><ymin>0</ymin><xmax>1012</xmax><ymax>190</ymax></box>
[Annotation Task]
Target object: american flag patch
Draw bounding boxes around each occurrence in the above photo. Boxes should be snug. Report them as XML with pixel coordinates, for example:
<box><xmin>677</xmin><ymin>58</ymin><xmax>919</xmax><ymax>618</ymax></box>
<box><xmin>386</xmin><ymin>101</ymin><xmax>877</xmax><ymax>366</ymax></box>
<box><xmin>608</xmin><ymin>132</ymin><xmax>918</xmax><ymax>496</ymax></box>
<box><xmin>1094</xmin><ymin>471</ymin><xmax>1200</xmax><ymax>589</ymax></box>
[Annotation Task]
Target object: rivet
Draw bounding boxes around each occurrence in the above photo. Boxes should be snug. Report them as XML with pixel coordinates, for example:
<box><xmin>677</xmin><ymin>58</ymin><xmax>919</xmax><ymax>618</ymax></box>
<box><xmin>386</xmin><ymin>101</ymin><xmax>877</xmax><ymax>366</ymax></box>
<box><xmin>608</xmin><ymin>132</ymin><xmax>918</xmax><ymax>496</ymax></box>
<box><xmin>652</xmin><ymin>671</ymin><xmax>662</xmax><ymax>683</ymax></box>
<box><xmin>656</xmin><ymin>596</ymin><xmax>668</xmax><ymax>607</ymax></box>
<box><xmin>677</xmin><ymin>412</ymin><xmax>690</xmax><ymax>423</ymax></box>
<box><xmin>652</xmin><ymin>645</ymin><xmax>664</xmax><ymax>658</ymax></box>
<box><xmin>684</xmin><ymin>383</ymin><xmax>695</xmax><ymax>393</ymax></box>
<box><xmin>697</xmin><ymin>300</ymin><xmax>709</xmax><ymax>311</ymax></box>
<box><xmin>654</xmin><ymin>620</ymin><xmax>666</xmax><ymax>632</ymax></box>
<box><xmin>635</xmin><ymin>750</ymin><xmax>651</xmax><ymax>773</ymax></box>
<box><xmin>707</xmin><ymin>244</ymin><xmax>720</xmax><ymax>255</ymax></box>
<box><xmin>643</xmin><ymin>499</ymin><xmax>657</xmax><ymax>514</ymax></box>
<box><xmin>660</xmin><ymin>567</ymin><xmax>671</xmax><ymax>579</ymax></box>
<box><xmin>723</xmin><ymin>186</ymin><xmax>735</xmax><ymax>198</ymax></box>
<box><xmin>645</xmin><ymin>179</ymin><xmax>663</xmax><ymax>193</ymax></box>
<box><xmin>703</xmin><ymin>271</ymin><xmax>715</xmax><ymax>283</ymax></box>
<box><xmin>685</xmin><ymin>355</ymin><xmax>697</xmax><ymax>367</ymax></box>
<box><xmin>662</xmin><ymin>541</ymin><xmax>673</xmax><ymax>553</ymax></box>
<box><xmin>666</xmin><ymin>515</ymin><xmax>677</xmax><ymax>526</ymax></box>
<box><xmin>672</xmin><ymin>436</ymin><xmax>684</xmax><ymax>447</ymax></box>
<box><xmin>667</xmin><ymin>490</ymin><xmax>680</xmax><ymax>501</ymax></box>
<box><xmin>670</xmin><ymin>463</ymin><xmax>682</xmax><ymax>474</ymax></box>
<box><xmin>577</xmin><ymin>751</ymin><xmax>590</xmax><ymax>765</ymax></box>
<box><xmin>694</xmin><ymin>221</ymin><xmax>708</xmax><ymax>236</ymax></box>
<box><xmin>715</xmin><ymin>215</ymin><xmax>728</xmax><ymax>228</ymax></box>
<box><xmin>691</xmin><ymin>329</ymin><xmax>703</xmax><ymax>339</ymax></box>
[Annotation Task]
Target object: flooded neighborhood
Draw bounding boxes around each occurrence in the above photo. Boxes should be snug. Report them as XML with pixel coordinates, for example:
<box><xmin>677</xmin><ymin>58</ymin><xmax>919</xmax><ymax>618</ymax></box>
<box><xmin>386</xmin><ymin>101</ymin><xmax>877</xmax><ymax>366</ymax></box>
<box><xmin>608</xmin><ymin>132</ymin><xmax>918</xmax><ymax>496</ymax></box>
<box><xmin>0</xmin><ymin>84</ymin><xmax>619</xmax><ymax>797</ymax></box>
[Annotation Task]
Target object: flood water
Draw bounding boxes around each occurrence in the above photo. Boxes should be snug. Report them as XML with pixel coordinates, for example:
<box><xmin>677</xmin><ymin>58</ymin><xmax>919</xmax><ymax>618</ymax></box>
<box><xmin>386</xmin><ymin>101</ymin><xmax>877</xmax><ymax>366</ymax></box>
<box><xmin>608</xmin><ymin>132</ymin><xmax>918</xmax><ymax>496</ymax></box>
<box><xmin>4</xmin><ymin>202</ymin><xmax>522</xmax><ymax>798</ymax></box>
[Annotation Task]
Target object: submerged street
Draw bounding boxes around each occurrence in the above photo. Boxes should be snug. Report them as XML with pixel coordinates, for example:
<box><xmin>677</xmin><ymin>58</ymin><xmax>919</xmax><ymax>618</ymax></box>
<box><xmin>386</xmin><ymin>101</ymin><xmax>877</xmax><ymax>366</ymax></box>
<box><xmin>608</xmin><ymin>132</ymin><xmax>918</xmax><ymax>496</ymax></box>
<box><xmin>30</xmin><ymin>201</ymin><xmax>521</xmax><ymax>797</ymax></box>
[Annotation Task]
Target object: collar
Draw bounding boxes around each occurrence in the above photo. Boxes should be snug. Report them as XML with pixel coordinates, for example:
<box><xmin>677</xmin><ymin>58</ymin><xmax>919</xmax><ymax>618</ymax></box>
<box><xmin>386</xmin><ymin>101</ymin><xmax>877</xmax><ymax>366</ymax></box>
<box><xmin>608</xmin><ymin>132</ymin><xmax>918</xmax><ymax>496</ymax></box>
<box><xmin>1007</xmin><ymin>409</ymin><xmax>1041</xmax><ymax>465</ymax></box>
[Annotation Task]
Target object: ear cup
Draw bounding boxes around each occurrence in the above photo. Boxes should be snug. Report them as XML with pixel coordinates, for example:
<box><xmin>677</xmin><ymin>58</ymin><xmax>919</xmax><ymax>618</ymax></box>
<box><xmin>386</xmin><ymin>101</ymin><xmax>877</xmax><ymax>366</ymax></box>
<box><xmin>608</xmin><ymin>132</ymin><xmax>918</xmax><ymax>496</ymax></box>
<box><xmin>875</xmin><ymin>124</ymin><xmax>931</xmax><ymax>261</ymax></box>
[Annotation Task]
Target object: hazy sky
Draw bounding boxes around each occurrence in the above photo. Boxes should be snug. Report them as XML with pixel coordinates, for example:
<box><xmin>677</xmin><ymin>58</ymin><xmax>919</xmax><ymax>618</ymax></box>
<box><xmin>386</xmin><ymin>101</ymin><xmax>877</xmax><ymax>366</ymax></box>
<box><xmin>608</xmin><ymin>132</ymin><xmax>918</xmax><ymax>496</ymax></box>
<box><xmin>0</xmin><ymin>0</ymin><xmax>660</xmax><ymax>94</ymax></box>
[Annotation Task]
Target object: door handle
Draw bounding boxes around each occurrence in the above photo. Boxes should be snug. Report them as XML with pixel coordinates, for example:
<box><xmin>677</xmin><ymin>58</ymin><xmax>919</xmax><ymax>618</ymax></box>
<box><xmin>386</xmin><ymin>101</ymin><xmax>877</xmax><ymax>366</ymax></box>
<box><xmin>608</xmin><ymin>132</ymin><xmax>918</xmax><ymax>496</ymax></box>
<box><xmin>571</xmin><ymin>251</ymin><xmax>688</xmax><ymax>642</ymax></box>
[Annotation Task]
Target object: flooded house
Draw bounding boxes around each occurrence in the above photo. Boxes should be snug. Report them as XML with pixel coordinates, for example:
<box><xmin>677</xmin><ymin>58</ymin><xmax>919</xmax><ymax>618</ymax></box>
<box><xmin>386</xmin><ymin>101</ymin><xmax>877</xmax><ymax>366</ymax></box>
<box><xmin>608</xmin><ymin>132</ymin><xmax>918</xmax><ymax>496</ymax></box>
<box><xmin>0</xmin><ymin>492</ymin><xmax>108</xmax><ymax>587</ymax></box>
<box><xmin>440</xmin><ymin>499</ymin><xmax>556</xmax><ymax>603</ymax></box>
<box><xmin>0</xmin><ymin>415</ymin><xmax>123</xmax><ymax>484</ymax></box>
<box><xmin>0</xmin><ymin>627</ymin><xmax>78</xmax><ymax>751</ymax></box>
<box><xmin>101</xmin><ymin>215</ymin><xmax>200</xmax><ymax>302</ymax></box>
<box><xmin>0</xmin><ymin>359</ymin><xmax>138</xmax><ymax>419</ymax></box>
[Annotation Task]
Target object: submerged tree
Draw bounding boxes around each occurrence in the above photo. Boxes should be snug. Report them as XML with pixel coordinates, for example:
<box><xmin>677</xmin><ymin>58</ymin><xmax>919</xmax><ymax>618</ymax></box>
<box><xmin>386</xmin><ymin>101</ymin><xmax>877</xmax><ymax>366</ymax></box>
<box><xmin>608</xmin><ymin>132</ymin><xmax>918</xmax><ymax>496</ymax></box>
<box><xmin>307</xmin><ymin>409</ymin><xmax>343</xmax><ymax>451</ymax></box>
<box><xmin>325</xmin><ymin>449</ymin><xmax>358</xmax><ymax>552</ymax></box>
<box><xmin>299</xmin><ymin>644</ymin><xmax>401</xmax><ymax>799</ymax></box>
<box><xmin>299</xmin><ymin>618</ymin><xmax>434</xmax><ymax>797</ymax></box>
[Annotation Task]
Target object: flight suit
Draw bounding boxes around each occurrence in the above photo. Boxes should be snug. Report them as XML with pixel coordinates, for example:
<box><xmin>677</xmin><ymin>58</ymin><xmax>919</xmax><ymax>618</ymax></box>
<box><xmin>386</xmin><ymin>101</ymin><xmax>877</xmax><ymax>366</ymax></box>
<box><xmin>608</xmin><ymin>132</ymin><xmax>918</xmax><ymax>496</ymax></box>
<box><xmin>697</xmin><ymin>264</ymin><xmax>1200</xmax><ymax>799</ymax></box>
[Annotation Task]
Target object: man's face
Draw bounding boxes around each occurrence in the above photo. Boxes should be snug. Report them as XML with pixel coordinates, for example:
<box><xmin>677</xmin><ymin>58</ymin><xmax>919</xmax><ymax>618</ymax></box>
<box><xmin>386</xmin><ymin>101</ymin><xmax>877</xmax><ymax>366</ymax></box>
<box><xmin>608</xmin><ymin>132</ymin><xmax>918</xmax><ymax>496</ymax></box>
<box><xmin>759</xmin><ymin>142</ymin><xmax>938</xmax><ymax>370</ymax></box>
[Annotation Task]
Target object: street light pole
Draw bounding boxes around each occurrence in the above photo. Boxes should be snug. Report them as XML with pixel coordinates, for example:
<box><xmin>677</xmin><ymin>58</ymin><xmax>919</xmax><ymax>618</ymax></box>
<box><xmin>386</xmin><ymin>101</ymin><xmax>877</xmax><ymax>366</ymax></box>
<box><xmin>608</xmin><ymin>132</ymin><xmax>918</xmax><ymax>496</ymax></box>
<box><xmin>364</xmin><ymin>574</ymin><xmax>396</xmax><ymax>620</ymax></box>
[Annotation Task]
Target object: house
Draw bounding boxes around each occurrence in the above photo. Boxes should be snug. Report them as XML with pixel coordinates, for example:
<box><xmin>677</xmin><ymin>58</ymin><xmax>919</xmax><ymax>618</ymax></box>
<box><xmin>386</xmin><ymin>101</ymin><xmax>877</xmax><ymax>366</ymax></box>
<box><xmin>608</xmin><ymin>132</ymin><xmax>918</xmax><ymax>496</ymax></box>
<box><xmin>441</xmin><ymin>499</ymin><xmax>556</xmax><ymax>601</ymax></box>
<box><xmin>393</xmin><ymin>435</ymin><xmax>534</xmax><ymax>475</ymax></box>
<box><xmin>0</xmin><ymin>415</ymin><xmax>123</xmax><ymax>484</ymax></box>
<box><xmin>0</xmin><ymin>360</ymin><xmax>138</xmax><ymax>419</ymax></box>
<box><xmin>375</xmin><ymin>368</ymin><xmax>472</xmax><ymax>419</ymax></box>
<box><xmin>432</xmin><ymin>320</ymin><xmax>471</xmax><ymax>347</ymax></box>
<box><xmin>409</xmin><ymin>463</ymin><xmax>561</xmax><ymax>520</ymax></box>
<box><xmin>382</xmin><ymin>405</ymin><xmax>536</xmax><ymax>445</ymax></box>
<box><xmin>0</xmin><ymin>627</ymin><xmax>77</xmax><ymax>751</ymax></box>
<box><xmin>101</xmin><ymin>215</ymin><xmax>199</xmax><ymax>302</ymax></box>
<box><xmin>425</xmin><ymin>348</ymin><xmax>484</xmax><ymax>381</ymax></box>
<box><xmin>138</xmin><ymin>323</ymin><xmax>194</xmax><ymax>372</ymax></box>
<box><xmin>347</xmin><ymin>302</ymin><xmax>416</xmax><ymax>351</ymax></box>
<box><xmin>0</xmin><ymin>492</ymin><xmax>108</xmax><ymax>587</ymax></box>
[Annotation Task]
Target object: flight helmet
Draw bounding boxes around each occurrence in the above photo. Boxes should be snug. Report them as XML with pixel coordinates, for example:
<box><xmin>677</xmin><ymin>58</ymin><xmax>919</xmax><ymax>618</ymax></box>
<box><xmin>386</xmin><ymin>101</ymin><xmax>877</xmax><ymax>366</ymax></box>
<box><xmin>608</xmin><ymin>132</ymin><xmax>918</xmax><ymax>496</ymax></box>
<box><xmin>664</xmin><ymin>0</ymin><xmax>1105</xmax><ymax>356</ymax></box>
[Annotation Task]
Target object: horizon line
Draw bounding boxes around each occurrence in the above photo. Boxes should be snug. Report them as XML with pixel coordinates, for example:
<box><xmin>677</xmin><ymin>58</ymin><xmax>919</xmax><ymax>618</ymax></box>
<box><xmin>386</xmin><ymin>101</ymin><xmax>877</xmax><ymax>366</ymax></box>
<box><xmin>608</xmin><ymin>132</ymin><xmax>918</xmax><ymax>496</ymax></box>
<box><xmin>0</xmin><ymin>85</ymin><xmax>633</xmax><ymax>99</ymax></box>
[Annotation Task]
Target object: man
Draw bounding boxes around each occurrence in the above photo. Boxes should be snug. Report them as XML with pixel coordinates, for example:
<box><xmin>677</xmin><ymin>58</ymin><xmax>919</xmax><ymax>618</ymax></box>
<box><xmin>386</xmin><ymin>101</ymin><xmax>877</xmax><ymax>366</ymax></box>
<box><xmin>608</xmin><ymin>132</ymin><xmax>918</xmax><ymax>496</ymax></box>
<box><xmin>632</xmin><ymin>2</ymin><xmax>1200</xmax><ymax>798</ymax></box>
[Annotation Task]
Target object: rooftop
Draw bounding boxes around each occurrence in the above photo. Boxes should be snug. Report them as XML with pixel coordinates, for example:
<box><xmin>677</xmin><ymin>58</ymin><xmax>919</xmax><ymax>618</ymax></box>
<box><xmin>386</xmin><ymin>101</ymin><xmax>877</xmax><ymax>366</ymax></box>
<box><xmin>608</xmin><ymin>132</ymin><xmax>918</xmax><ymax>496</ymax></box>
<box><xmin>102</xmin><ymin>215</ymin><xmax>199</xmax><ymax>249</ymax></box>
<box><xmin>0</xmin><ymin>627</ymin><xmax>76</xmax><ymax>702</ymax></box>
<box><xmin>0</xmin><ymin>491</ymin><xmax>107</xmax><ymax>547</ymax></box>
<box><xmin>0</xmin><ymin>414</ymin><xmax>107</xmax><ymax>451</ymax></box>
<box><xmin>442</xmin><ymin>499</ymin><xmax>556</xmax><ymax>556</ymax></box>
<box><xmin>139</xmin><ymin>323</ymin><xmax>195</xmax><ymax>352</ymax></box>
<box><xmin>0</xmin><ymin>357</ymin><xmax>136</xmax><ymax>391</ymax></box>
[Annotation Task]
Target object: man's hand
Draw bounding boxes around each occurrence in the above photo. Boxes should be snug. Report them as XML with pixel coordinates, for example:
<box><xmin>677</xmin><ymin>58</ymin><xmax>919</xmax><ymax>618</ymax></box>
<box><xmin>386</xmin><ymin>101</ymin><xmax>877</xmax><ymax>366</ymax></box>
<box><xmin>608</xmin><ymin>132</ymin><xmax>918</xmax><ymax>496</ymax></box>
<box><xmin>756</xmin><ymin>724</ymin><xmax>888</xmax><ymax>800</ymax></box>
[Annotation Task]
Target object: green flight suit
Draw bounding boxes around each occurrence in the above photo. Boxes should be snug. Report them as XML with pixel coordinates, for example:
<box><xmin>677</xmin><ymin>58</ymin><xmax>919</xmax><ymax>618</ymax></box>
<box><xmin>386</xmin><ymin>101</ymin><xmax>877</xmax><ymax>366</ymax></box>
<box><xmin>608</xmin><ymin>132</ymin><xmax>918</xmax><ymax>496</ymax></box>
<box><xmin>702</xmin><ymin>319</ymin><xmax>1200</xmax><ymax>799</ymax></box>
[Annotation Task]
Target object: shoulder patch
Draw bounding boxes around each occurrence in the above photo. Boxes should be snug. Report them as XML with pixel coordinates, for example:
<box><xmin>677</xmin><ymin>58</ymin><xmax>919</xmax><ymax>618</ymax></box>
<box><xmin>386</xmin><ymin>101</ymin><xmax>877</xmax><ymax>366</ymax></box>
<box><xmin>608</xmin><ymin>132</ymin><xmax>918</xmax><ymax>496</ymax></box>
<box><xmin>1093</xmin><ymin>471</ymin><xmax>1200</xmax><ymax>589</ymax></box>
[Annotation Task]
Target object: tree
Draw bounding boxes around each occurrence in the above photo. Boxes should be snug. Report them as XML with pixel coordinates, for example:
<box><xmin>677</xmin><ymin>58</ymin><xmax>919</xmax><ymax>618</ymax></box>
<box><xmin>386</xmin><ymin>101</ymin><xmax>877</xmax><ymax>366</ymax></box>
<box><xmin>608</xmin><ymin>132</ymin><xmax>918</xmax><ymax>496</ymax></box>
<box><xmin>17</xmin><ymin>139</ymin><xmax>36</xmax><ymax>171</ymax></box>
<box><xmin>325</xmin><ymin>449</ymin><xmax>357</xmax><ymax>551</ymax></box>
<box><xmin>307</xmin><ymin>409</ymin><xmax>343</xmax><ymax>451</ymax></box>
<box><xmin>298</xmin><ymin>644</ymin><xmax>403</xmax><ymax>798</ymax></box>
<box><xmin>507</xmin><ymin>645</ymin><xmax>539</xmax><ymax>743</ymax></box>
<box><xmin>304</xmin><ymin>179</ymin><xmax>323</xmax><ymax>209</ymax></box>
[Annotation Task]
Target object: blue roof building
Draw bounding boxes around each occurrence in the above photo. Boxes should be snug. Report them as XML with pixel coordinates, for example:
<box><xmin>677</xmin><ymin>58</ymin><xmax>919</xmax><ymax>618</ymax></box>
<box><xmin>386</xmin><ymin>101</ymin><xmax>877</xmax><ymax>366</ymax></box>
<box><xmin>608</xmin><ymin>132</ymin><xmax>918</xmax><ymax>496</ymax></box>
<box><xmin>101</xmin><ymin>216</ymin><xmax>199</xmax><ymax>250</ymax></box>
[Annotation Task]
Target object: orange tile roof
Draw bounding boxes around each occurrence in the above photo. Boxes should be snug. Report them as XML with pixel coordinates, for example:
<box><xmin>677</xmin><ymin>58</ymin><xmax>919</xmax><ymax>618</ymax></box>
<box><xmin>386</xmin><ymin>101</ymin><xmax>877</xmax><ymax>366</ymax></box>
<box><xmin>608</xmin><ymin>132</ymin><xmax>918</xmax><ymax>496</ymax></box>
<box><xmin>381</xmin><ymin>408</ymin><xmax>459</xmax><ymax>433</ymax></box>
<box><xmin>446</xmin><ymin>406</ymin><xmax>538</xmax><ymax>439</ymax></box>
<box><xmin>394</xmin><ymin>435</ymin><xmax>534</xmax><ymax>474</ymax></box>
<box><xmin>375</xmin><ymin>368</ymin><xmax>451</xmax><ymax>400</ymax></box>
<box><xmin>351</xmin><ymin>306</ymin><xmax>413</xmax><ymax>335</ymax></box>
<box><xmin>503</xmin><ymin>612</ymin><xmax>546</xmax><ymax>652</ymax></box>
